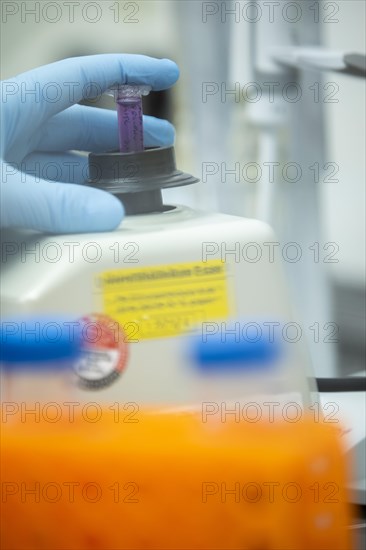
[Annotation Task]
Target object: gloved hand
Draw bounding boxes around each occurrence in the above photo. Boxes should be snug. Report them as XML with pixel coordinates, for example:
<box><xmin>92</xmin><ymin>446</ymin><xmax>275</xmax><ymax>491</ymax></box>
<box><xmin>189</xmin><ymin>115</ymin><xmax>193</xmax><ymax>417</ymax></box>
<box><xmin>0</xmin><ymin>54</ymin><xmax>179</xmax><ymax>233</ymax></box>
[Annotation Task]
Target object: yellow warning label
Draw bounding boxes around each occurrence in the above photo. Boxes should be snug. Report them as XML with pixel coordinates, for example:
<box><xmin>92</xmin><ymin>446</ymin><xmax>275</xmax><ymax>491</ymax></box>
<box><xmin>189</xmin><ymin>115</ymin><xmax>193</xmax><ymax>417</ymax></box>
<box><xmin>95</xmin><ymin>260</ymin><xmax>230</xmax><ymax>340</ymax></box>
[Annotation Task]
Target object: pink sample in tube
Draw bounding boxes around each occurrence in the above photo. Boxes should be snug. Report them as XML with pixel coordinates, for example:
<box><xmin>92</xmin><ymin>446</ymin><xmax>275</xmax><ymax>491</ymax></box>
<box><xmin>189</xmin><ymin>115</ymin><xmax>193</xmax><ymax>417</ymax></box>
<box><xmin>113</xmin><ymin>85</ymin><xmax>151</xmax><ymax>153</ymax></box>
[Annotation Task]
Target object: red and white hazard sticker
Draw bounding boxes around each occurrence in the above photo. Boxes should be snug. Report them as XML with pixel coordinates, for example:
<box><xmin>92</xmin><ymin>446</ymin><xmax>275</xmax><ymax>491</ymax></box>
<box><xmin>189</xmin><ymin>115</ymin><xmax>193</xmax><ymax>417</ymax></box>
<box><xmin>74</xmin><ymin>314</ymin><xmax>129</xmax><ymax>390</ymax></box>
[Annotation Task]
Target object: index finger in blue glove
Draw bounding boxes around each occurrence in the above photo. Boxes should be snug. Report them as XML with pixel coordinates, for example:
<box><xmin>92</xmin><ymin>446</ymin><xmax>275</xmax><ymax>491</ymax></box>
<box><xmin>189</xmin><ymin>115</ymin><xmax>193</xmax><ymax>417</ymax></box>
<box><xmin>2</xmin><ymin>54</ymin><xmax>179</xmax><ymax>127</ymax></box>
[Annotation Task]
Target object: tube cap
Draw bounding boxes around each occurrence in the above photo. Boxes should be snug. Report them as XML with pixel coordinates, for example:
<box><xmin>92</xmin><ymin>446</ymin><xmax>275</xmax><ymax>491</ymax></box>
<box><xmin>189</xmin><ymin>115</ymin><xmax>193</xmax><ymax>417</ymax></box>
<box><xmin>106</xmin><ymin>84</ymin><xmax>152</xmax><ymax>100</ymax></box>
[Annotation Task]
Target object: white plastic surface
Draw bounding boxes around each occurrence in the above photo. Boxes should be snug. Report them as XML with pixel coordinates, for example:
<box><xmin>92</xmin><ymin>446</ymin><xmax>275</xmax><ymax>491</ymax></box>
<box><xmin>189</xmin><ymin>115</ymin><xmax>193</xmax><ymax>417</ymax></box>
<box><xmin>1</xmin><ymin>206</ymin><xmax>313</xmax><ymax>406</ymax></box>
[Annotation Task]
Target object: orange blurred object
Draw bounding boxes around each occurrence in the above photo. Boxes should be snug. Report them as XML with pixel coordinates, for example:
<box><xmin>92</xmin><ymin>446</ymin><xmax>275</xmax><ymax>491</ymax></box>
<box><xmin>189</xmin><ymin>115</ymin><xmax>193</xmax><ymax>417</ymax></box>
<box><xmin>0</xmin><ymin>410</ymin><xmax>353</xmax><ymax>550</ymax></box>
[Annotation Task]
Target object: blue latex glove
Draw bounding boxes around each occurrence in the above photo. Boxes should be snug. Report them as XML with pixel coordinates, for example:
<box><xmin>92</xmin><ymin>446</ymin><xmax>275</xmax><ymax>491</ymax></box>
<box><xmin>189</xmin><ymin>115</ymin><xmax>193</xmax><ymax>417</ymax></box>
<box><xmin>0</xmin><ymin>54</ymin><xmax>179</xmax><ymax>233</ymax></box>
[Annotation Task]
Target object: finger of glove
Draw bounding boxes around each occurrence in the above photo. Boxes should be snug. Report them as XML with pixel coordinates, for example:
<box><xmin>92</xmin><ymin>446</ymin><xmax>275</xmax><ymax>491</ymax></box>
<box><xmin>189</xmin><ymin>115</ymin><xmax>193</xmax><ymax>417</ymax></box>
<box><xmin>35</xmin><ymin>105</ymin><xmax>175</xmax><ymax>152</ymax></box>
<box><xmin>2</xmin><ymin>55</ymin><xmax>179</xmax><ymax>158</ymax></box>
<box><xmin>1</xmin><ymin>162</ymin><xmax>124</xmax><ymax>233</ymax></box>
<box><xmin>21</xmin><ymin>152</ymin><xmax>90</xmax><ymax>185</ymax></box>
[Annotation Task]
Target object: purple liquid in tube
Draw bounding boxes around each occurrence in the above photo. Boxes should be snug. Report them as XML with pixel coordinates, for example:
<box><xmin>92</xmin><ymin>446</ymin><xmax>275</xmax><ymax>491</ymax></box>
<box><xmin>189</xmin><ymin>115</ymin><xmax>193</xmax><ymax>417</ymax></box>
<box><xmin>116</xmin><ymin>96</ymin><xmax>144</xmax><ymax>153</ymax></box>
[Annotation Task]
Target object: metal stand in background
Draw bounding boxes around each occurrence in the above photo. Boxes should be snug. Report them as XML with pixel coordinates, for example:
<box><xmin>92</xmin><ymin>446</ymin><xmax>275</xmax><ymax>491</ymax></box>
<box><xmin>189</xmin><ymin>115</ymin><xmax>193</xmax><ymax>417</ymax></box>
<box><xmin>250</xmin><ymin>0</ymin><xmax>337</xmax><ymax>378</ymax></box>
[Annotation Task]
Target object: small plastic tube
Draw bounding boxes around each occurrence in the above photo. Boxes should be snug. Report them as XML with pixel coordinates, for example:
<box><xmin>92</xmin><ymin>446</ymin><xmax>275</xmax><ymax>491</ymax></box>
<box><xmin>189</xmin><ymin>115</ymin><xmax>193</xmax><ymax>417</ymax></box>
<box><xmin>110</xmin><ymin>85</ymin><xmax>151</xmax><ymax>153</ymax></box>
